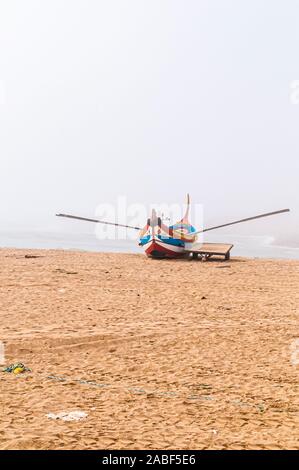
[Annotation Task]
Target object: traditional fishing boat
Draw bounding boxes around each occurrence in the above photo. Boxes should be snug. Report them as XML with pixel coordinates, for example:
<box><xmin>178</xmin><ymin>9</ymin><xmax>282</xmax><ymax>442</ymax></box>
<box><xmin>138</xmin><ymin>195</ymin><xmax>197</xmax><ymax>258</ymax></box>
<box><xmin>56</xmin><ymin>195</ymin><xmax>290</xmax><ymax>260</ymax></box>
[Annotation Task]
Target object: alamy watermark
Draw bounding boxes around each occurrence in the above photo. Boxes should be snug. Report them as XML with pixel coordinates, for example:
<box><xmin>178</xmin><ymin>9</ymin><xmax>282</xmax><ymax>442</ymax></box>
<box><xmin>0</xmin><ymin>80</ymin><xmax>5</xmax><ymax>106</ymax></box>
<box><xmin>94</xmin><ymin>196</ymin><xmax>204</xmax><ymax>240</ymax></box>
<box><xmin>290</xmin><ymin>339</ymin><xmax>299</xmax><ymax>366</ymax></box>
<box><xmin>290</xmin><ymin>80</ymin><xmax>299</xmax><ymax>104</ymax></box>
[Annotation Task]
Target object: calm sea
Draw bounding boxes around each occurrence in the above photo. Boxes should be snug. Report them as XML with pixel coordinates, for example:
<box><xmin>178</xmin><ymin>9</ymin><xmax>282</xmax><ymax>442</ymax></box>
<box><xmin>0</xmin><ymin>230</ymin><xmax>298</xmax><ymax>260</ymax></box>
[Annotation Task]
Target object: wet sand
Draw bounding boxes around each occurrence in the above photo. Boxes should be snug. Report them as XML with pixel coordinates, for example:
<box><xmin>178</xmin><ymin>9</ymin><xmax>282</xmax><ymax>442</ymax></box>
<box><xmin>0</xmin><ymin>248</ymin><xmax>298</xmax><ymax>450</ymax></box>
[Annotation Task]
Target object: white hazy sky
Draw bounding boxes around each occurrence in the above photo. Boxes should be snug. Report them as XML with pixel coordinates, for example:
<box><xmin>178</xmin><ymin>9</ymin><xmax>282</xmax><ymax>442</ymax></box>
<box><xmin>0</xmin><ymin>1</ymin><xmax>298</xmax><ymax>243</ymax></box>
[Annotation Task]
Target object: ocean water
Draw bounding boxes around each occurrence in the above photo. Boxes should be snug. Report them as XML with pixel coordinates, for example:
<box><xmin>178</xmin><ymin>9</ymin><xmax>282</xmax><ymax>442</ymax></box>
<box><xmin>0</xmin><ymin>230</ymin><xmax>299</xmax><ymax>260</ymax></box>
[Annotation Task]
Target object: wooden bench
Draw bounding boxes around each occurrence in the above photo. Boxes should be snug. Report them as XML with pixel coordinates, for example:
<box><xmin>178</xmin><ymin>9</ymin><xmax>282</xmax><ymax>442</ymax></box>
<box><xmin>185</xmin><ymin>242</ymin><xmax>234</xmax><ymax>261</ymax></box>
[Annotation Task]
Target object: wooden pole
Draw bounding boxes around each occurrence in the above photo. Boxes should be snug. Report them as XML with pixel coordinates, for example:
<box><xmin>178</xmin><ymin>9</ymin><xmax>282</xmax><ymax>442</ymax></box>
<box><xmin>195</xmin><ymin>208</ymin><xmax>290</xmax><ymax>234</ymax></box>
<box><xmin>56</xmin><ymin>213</ymin><xmax>141</xmax><ymax>231</ymax></box>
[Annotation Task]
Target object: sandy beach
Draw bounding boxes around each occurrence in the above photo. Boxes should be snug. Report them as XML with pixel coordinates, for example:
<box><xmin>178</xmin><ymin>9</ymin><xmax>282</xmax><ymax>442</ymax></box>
<box><xmin>0</xmin><ymin>248</ymin><xmax>298</xmax><ymax>450</ymax></box>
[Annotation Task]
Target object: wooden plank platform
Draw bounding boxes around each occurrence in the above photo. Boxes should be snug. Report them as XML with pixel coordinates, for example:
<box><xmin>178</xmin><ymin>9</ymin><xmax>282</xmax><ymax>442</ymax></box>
<box><xmin>185</xmin><ymin>242</ymin><xmax>234</xmax><ymax>260</ymax></box>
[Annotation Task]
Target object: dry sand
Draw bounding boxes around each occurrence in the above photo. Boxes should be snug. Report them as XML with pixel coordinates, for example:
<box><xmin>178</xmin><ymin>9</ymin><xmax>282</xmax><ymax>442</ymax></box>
<box><xmin>0</xmin><ymin>248</ymin><xmax>298</xmax><ymax>450</ymax></box>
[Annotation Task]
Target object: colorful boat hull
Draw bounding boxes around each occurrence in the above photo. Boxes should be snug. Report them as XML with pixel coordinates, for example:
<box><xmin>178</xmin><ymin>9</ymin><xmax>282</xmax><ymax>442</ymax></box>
<box><xmin>139</xmin><ymin>195</ymin><xmax>198</xmax><ymax>259</ymax></box>
<box><xmin>142</xmin><ymin>237</ymin><xmax>186</xmax><ymax>258</ymax></box>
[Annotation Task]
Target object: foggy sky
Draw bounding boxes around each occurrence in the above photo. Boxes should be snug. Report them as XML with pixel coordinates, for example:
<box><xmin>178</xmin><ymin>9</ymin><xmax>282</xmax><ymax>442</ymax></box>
<box><xmin>0</xmin><ymin>1</ymin><xmax>298</xmax><ymax>244</ymax></box>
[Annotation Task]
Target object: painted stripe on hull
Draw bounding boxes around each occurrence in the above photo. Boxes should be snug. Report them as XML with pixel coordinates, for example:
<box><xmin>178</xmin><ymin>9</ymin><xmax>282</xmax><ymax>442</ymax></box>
<box><xmin>144</xmin><ymin>239</ymin><xmax>185</xmax><ymax>258</ymax></box>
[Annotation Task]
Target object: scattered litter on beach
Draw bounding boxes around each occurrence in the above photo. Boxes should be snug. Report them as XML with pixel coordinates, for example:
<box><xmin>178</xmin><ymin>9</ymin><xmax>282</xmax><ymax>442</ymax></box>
<box><xmin>2</xmin><ymin>363</ymin><xmax>31</xmax><ymax>374</ymax></box>
<box><xmin>256</xmin><ymin>403</ymin><xmax>265</xmax><ymax>413</ymax></box>
<box><xmin>46</xmin><ymin>411</ymin><xmax>88</xmax><ymax>422</ymax></box>
<box><xmin>56</xmin><ymin>268</ymin><xmax>78</xmax><ymax>275</ymax></box>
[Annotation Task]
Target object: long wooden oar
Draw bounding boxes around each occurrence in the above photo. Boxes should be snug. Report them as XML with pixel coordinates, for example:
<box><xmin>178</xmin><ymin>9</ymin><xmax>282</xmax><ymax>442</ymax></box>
<box><xmin>56</xmin><ymin>213</ymin><xmax>141</xmax><ymax>231</ymax></box>
<box><xmin>194</xmin><ymin>208</ymin><xmax>290</xmax><ymax>235</ymax></box>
